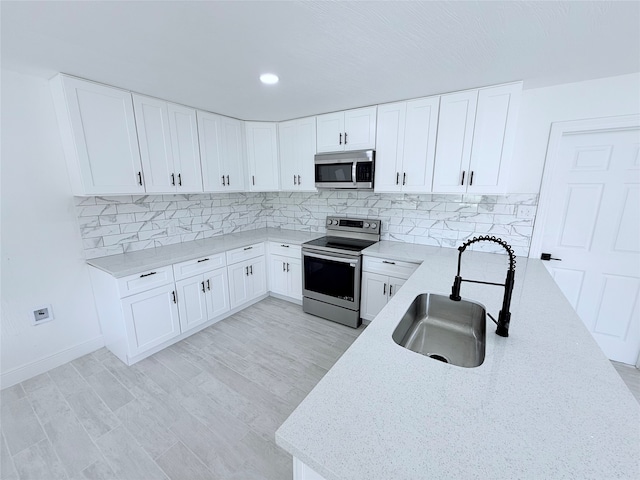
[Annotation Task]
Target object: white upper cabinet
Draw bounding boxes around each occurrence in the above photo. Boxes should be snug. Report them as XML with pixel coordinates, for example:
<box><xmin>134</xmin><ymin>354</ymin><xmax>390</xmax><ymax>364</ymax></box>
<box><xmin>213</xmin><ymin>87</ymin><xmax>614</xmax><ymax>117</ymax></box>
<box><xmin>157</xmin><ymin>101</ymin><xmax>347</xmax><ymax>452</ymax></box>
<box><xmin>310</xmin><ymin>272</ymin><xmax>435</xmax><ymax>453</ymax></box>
<box><xmin>432</xmin><ymin>90</ymin><xmax>478</xmax><ymax>193</ymax></box>
<box><xmin>133</xmin><ymin>95</ymin><xmax>202</xmax><ymax>193</ymax></box>
<box><xmin>467</xmin><ymin>83</ymin><xmax>522</xmax><ymax>193</ymax></box>
<box><xmin>432</xmin><ymin>82</ymin><xmax>522</xmax><ymax>193</ymax></box>
<box><xmin>50</xmin><ymin>74</ymin><xmax>145</xmax><ymax>195</ymax></box>
<box><xmin>316</xmin><ymin>106</ymin><xmax>377</xmax><ymax>153</ymax></box>
<box><xmin>279</xmin><ymin>117</ymin><xmax>317</xmax><ymax>191</ymax></box>
<box><xmin>375</xmin><ymin>97</ymin><xmax>440</xmax><ymax>193</ymax></box>
<box><xmin>245</xmin><ymin>122</ymin><xmax>280</xmax><ymax>191</ymax></box>
<box><xmin>198</xmin><ymin>111</ymin><xmax>246</xmax><ymax>192</ymax></box>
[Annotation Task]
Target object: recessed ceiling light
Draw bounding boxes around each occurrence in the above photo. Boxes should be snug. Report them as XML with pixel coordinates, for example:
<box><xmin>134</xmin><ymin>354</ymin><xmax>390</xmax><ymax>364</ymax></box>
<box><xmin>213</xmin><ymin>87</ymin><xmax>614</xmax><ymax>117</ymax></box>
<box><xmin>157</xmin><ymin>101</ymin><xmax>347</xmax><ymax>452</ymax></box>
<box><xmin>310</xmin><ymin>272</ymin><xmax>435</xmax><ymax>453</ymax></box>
<box><xmin>260</xmin><ymin>73</ymin><xmax>279</xmax><ymax>85</ymax></box>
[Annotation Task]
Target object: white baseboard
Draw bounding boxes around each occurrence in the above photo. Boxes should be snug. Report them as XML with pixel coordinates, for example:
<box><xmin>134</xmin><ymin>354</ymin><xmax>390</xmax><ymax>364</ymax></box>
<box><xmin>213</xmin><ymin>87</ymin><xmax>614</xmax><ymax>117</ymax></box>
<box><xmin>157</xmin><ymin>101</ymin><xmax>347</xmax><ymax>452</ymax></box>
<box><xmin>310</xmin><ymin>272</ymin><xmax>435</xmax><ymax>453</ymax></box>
<box><xmin>0</xmin><ymin>336</ymin><xmax>104</xmax><ymax>389</ymax></box>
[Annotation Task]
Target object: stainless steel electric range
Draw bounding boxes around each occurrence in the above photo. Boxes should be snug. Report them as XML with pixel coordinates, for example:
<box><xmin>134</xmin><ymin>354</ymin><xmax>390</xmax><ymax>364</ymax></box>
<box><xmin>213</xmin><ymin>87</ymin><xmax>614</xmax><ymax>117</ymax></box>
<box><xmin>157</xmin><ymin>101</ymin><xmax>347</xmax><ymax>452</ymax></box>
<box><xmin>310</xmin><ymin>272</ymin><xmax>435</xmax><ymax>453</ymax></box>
<box><xmin>302</xmin><ymin>216</ymin><xmax>381</xmax><ymax>328</ymax></box>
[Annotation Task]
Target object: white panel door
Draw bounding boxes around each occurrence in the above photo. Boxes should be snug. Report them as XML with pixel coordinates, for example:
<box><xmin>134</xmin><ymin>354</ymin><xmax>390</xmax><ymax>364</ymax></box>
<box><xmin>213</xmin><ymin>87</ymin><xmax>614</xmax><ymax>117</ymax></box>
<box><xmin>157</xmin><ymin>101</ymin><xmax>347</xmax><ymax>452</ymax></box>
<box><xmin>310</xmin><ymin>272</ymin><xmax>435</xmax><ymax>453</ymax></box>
<box><xmin>432</xmin><ymin>90</ymin><xmax>478</xmax><ymax>193</ymax></box>
<box><xmin>468</xmin><ymin>83</ymin><xmax>521</xmax><ymax>193</ymax></box>
<box><xmin>361</xmin><ymin>272</ymin><xmax>389</xmax><ymax>321</ymax></box>
<box><xmin>374</xmin><ymin>102</ymin><xmax>405</xmax><ymax>193</ymax></box>
<box><xmin>537</xmin><ymin>119</ymin><xmax>640</xmax><ymax>364</ymax></box>
<box><xmin>269</xmin><ymin>255</ymin><xmax>289</xmax><ymax>296</ymax></box>
<box><xmin>402</xmin><ymin>96</ymin><xmax>440</xmax><ymax>193</ymax></box>
<box><xmin>228</xmin><ymin>262</ymin><xmax>250</xmax><ymax>309</ymax></box>
<box><xmin>389</xmin><ymin>277</ymin><xmax>406</xmax><ymax>299</ymax></box>
<box><xmin>133</xmin><ymin>94</ymin><xmax>175</xmax><ymax>193</ymax></box>
<box><xmin>121</xmin><ymin>284</ymin><xmax>180</xmax><ymax>356</ymax></box>
<box><xmin>61</xmin><ymin>76</ymin><xmax>144</xmax><ymax>194</ymax></box>
<box><xmin>316</xmin><ymin>112</ymin><xmax>345</xmax><ymax>153</ymax></box>
<box><xmin>344</xmin><ymin>106</ymin><xmax>377</xmax><ymax>151</ymax></box>
<box><xmin>246</xmin><ymin>122</ymin><xmax>279</xmax><ymax>191</ymax></box>
<box><xmin>167</xmin><ymin>103</ymin><xmax>202</xmax><ymax>192</ymax></box>
<box><xmin>175</xmin><ymin>274</ymin><xmax>208</xmax><ymax>334</ymax></box>
<box><xmin>205</xmin><ymin>268</ymin><xmax>230</xmax><ymax>319</ymax></box>
<box><xmin>287</xmin><ymin>257</ymin><xmax>303</xmax><ymax>301</ymax></box>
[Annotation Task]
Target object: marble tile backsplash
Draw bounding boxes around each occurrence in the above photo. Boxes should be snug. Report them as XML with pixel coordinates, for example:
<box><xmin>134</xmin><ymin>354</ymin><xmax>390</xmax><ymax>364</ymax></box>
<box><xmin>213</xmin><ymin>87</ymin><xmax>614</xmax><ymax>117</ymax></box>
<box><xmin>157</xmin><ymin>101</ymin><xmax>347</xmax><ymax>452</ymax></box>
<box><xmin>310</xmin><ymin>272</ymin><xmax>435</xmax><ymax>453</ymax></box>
<box><xmin>75</xmin><ymin>192</ymin><xmax>538</xmax><ymax>259</ymax></box>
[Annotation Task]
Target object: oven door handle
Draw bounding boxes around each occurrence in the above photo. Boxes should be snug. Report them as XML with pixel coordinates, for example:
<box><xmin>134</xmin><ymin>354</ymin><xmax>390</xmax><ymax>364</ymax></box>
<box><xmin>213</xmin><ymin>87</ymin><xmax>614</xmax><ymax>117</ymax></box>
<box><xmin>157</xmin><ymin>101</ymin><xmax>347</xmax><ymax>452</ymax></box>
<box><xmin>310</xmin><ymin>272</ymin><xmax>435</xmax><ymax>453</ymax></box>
<box><xmin>303</xmin><ymin>251</ymin><xmax>358</xmax><ymax>266</ymax></box>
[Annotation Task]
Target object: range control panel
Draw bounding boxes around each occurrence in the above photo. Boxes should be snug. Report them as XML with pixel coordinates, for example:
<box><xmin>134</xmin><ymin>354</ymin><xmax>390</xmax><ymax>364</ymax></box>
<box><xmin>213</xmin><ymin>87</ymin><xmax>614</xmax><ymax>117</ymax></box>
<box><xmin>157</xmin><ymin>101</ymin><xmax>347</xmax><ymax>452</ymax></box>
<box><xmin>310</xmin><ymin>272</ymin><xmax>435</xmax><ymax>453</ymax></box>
<box><xmin>325</xmin><ymin>216</ymin><xmax>381</xmax><ymax>235</ymax></box>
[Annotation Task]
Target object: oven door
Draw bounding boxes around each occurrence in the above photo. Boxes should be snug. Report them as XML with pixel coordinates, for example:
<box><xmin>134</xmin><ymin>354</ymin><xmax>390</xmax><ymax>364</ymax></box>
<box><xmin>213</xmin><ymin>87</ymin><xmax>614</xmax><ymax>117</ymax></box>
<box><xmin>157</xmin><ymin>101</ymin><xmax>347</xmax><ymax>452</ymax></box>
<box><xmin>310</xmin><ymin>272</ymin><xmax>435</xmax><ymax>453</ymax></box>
<box><xmin>302</xmin><ymin>249</ymin><xmax>361</xmax><ymax>310</ymax></box>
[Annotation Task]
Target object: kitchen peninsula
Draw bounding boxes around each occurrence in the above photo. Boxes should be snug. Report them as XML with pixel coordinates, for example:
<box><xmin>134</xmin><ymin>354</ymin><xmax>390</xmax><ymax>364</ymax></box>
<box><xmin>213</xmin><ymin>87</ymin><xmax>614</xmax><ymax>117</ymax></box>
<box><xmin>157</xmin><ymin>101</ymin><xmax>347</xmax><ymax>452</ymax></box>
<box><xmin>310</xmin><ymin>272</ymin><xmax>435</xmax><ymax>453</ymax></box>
<box><xmin>276</xmin><ymin>242</ymin><xmax>640</xmax><ymax>480</ymax></box>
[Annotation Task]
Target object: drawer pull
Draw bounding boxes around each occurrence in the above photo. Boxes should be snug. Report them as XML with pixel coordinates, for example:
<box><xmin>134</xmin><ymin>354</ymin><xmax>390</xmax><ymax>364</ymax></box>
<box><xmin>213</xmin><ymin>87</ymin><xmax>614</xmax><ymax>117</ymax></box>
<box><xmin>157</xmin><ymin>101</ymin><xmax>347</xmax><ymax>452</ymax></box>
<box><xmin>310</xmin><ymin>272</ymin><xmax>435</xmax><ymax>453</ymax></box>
<box><xmin>197</xmin><ymin>258</ymin><xmax>210</xmax><ymax>263</ymax></box>
<box><xmin>244</xmin><ymin>246</ymin><xmax>253</xmax><ymax>251</ymax></box>
<box><xmin>140</xmin><ymin>271</ymin><xmax>157</xmax><ymax>278</ymax></box>
<box><xmin>382</xmin><ymin>261</ymin><xmax>396</xmax><ymax>265</ymax></box>
<box><xmin>280</xmin><ymin>244</ymin><xmax>289</xmax><ymax>248</ymax></box>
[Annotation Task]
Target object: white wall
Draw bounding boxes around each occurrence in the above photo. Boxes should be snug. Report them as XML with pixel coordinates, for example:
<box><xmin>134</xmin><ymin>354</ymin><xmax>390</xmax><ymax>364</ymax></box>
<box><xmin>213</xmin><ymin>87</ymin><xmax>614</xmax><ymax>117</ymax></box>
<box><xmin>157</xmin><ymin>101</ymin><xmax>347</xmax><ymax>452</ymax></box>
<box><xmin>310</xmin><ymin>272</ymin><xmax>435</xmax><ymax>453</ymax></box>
<box><xmin>509</xmin><ymin>72</ymin><xmax>640</xmax><ymax>193</ymax></box>
<box><xmin>1</xmin><ymin>69</ymin><xmax>103</xmax><ymax>387</ymax></box>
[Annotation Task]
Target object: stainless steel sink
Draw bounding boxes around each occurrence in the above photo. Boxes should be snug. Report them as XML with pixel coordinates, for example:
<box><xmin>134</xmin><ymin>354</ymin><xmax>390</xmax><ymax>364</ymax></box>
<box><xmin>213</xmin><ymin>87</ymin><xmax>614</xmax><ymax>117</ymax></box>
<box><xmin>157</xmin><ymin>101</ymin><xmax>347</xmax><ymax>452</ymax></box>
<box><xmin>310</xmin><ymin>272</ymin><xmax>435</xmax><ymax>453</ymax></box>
<box><xmin>392</xmin><ymin>293</ymin><xmax>486</xmax><ymax>368</ymax></box>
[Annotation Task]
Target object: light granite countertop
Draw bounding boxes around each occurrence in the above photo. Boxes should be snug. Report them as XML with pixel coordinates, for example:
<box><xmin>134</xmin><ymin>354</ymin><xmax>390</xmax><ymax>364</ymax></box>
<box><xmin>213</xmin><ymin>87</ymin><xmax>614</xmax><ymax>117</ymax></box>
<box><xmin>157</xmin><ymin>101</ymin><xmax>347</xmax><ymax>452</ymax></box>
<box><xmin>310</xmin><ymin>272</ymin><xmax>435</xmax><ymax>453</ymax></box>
<box><xmin>86</xmin><ymin>228</ymin><xmax>322</xmax><ymax>278</ymax></box>
<box><xmin>276</xmin><ymin>242</ymin><xmax>640</xmax><ymax>479</ymax></box>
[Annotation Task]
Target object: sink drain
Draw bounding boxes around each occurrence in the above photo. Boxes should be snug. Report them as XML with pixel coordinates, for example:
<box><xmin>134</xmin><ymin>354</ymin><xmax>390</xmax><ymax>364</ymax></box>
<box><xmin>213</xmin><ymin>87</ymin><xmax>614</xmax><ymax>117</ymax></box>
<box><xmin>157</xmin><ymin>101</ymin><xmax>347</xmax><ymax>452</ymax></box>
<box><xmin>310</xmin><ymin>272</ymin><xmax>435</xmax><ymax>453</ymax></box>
<box><xmin>427</xmin><ymin>353</ymin><xmax>449</xmax><ymax>363</ymax></box>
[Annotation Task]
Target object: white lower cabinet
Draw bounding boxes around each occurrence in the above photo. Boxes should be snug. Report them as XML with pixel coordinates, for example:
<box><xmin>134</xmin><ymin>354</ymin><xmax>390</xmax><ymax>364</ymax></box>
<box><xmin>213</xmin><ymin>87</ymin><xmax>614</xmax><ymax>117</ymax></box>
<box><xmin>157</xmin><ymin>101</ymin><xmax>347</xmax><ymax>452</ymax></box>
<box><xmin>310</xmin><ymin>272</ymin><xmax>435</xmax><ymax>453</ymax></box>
<box><xmin>360</xmin><ymin>256</ymin><xmax>419</xmax><ymax>322</ymax></box>
<box><xmin>121</xmin><ymin>284</ymin><xmax>181</xmax><ymax>357</ymax></box>
<box><xmin>228</xmin><ymin>256</ymin><xmax>267</xmax><ymax>309</ymax></box>
<box><xmin>175</xmin><ymin>267</ymin><xmax>230</xmax><ymax>334</ymax></box>
<box><xmin>270</xmin><ymin>255</ymin><xmax>302</xmax><ymax>301</ymax></box>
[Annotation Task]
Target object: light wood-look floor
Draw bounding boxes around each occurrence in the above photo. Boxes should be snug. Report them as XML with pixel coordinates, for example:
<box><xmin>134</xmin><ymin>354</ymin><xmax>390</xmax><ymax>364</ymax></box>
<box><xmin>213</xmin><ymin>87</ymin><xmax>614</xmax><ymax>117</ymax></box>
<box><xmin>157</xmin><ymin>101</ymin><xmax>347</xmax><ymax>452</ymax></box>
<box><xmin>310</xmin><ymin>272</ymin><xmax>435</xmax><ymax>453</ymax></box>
<box><xmin>0</xmin><ymin>297</ymin><xmax>365</xmax><ymax>480</ymax></box>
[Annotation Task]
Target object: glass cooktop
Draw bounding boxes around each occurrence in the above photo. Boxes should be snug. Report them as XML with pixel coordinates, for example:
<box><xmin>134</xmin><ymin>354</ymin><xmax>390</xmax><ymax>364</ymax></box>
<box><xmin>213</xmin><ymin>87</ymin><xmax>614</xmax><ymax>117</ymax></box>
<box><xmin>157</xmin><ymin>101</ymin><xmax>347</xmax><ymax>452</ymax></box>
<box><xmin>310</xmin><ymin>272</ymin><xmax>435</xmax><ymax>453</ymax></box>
<box><xmin>303</xmin><ymin>236</ymin><xmax>377</xmax><ymax>253</ymax></box>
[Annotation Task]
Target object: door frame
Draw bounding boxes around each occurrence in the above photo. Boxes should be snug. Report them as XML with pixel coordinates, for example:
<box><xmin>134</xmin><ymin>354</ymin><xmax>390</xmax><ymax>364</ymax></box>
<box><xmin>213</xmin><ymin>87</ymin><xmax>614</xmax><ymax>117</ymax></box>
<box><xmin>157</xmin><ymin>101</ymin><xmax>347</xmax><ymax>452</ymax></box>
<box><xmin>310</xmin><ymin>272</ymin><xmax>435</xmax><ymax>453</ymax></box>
<box><xmin>529</xmin><ymin>114</ymin><xmax>640</xmax><ymax>258</ymax></box>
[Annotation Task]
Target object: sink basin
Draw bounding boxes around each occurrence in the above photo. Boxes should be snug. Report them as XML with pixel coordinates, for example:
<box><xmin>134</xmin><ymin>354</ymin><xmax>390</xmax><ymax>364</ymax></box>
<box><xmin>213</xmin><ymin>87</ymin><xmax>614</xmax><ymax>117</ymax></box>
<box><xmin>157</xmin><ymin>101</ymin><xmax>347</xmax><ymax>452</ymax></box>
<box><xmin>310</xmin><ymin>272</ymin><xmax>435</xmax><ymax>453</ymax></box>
<box><xmin>392</xmin><ymin>293</ymin><xmax>486</xmax><ymax>368</ymax></box>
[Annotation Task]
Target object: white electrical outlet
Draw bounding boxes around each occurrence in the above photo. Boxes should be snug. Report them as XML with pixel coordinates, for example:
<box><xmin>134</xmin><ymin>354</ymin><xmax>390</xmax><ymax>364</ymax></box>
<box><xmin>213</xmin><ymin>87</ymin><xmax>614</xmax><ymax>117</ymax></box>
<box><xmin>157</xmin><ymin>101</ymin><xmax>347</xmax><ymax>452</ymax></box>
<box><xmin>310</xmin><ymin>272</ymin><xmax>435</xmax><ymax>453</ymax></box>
<box><xmin>32</xmin><ymin>305</ymin><xmax>54</xmax><ymax>325</ymax></box>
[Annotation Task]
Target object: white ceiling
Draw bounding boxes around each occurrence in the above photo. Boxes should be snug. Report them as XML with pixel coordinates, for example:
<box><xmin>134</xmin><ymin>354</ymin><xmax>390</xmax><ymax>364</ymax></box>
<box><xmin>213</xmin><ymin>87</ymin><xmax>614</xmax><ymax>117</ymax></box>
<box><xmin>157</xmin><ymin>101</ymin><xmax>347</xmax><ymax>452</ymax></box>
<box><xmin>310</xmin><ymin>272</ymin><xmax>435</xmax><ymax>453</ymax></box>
<box><xmin>2</xmin><ymin>1</ymin><xmax>639</xmax><ymax>121</ymax></box>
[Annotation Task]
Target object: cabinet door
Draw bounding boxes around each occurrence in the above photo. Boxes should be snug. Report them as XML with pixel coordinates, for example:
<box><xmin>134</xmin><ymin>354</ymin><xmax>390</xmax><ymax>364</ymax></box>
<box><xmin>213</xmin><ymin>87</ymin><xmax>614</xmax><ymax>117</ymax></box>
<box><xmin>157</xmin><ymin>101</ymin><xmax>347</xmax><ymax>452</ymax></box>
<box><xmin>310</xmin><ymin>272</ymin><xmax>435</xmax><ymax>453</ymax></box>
<box><xmin>467</xmin><ymin>83</ymin><xmax>521</xmax><ymax>193</ymax></box>
<box><xmin>221</xmin><ymin>116</ymin><xmax>246</xmax><ymax>191</ymax></box>
<box><xmin>401</xmin><ymin>96</ymin><xmax>440</xmax><ymax>193</ymax></box>
<box><xmin>205</xmin><ymin>268</ymin><xmax>230</xmax><ymax>319</ymax></box>
<box><xmin>316</xmin><ymin>112</ymin><xmax>345</xmax><ymax>153</ymax></box>
<box><xmin>374</xmin><ymin>102</ymin><xmax>406</xmax><ymax>193</ymax></box>
<box><xmin>248</xmin><ymin>256</ymin><xmax>267</xmax><ymax>299</ymax></box>
<box><xmin>246</xmin><ymin>122</ymin><xmax>280</xmax><ymax>191</ymax></box>
<box><xmin>344</xmin><ymin>106</ymin><xmax>377</xmax><ymax>151</ymax></box>
<box><xmin>432</xmin><ymin>90</ymin><xmax>478</xmax><ymax>193</ymax></box>
<box><xmin>269</xmin><ymin>255</ymin><xmax>289</xmax><ymax>296</ymax></box>
<box><xmin>121</xmin><ymin>284</ymin><xmax>180</xmax><ymax>356</ymax></box>
<box><xmin>199</xmin><ymin>112</ymin><xmax>246</xmax><ymax>192</ymax></box>
<box><xmin>388</xmin><ymin>277</ymin><xmax>406</xmax><ymax>299</ymax></box>
<box><xmin>360</xmin><ymin>272</ymin><xmax>389</xmax><ymax>321</ymax></box>
<box><xmin>133</xmin><ymin>94</ymin><xmax>175</xmax><ymax>193</ymax></box>
<box><xmin>278</xmin><ymin>120</ymin><xmax>298</xmax><ymax>191</ymax></box>
<box><xmin>228</xmin><ymin>262</ymin><xmax>250</xmax><ymax>309</ymax></box>
<box><xmin>175</xmin><ymin>274</ymin><xmax>208</xmax><ymax>334</ymax></box>
<box><xmin>286</xmin><ymin>257</ymin><xmax>303</xmax><ymax>301</ymax></box>
<box><xmin>168</xmin><ymin>103</ymin><xmax>202</xmax><ymax>193</ymax></box>
<box><xmin>57</xmin><ymin>76</ymin><xmax>144</xmax><ymax>195</ymax></box>
<box><xmin>296</xmin><ymin>117</ymin><xmax>317</xmax><ymax>191</ymax></box>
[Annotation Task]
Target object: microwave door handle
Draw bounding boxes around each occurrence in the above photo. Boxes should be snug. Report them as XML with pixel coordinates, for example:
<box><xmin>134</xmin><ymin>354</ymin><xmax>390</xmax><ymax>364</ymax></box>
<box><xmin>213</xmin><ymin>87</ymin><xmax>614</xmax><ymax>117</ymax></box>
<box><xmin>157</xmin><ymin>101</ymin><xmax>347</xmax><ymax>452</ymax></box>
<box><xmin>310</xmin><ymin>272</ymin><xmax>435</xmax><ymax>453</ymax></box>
<box><xmin>352</xmin><ymin>163</ymin><xmax>357</xmax><ymax>185</ymax></box>
<box><xmin>304</xmin><ymin>251</ymin><xmax>357</xmax><ymax>265</ymax></box>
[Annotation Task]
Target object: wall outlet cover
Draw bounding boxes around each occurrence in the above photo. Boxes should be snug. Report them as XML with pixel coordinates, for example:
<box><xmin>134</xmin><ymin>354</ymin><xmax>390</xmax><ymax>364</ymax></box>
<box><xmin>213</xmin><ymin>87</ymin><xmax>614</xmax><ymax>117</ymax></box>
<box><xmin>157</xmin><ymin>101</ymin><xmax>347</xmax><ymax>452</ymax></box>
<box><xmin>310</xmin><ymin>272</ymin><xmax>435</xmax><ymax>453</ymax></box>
<box><xmin>32</xmin><ymin>305</ymin><xmax>54</xmax><ymax>325</ymax></box>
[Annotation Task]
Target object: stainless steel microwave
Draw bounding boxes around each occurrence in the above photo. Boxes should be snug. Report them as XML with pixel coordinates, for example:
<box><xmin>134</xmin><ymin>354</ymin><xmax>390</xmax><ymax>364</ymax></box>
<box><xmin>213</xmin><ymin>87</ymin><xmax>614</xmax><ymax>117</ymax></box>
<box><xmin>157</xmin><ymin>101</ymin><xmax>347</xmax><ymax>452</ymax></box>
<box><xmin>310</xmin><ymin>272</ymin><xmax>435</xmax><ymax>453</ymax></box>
<box><xmin>314</xmin><ymin>150</ymin><xmax>375</xmax><ymax>190</ymax></box>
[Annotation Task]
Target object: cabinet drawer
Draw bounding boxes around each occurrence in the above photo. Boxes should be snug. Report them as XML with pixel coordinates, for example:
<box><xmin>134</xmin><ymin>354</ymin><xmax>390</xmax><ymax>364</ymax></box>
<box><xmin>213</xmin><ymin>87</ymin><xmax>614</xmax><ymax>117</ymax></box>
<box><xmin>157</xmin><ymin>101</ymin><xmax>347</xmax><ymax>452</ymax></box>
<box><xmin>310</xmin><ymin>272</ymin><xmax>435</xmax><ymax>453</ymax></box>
<box><xmin>269</xmin><ymin>241</ymin><xmax>301</xmax><ymax>258</ymax></box>
<box><xmin>226</xmin><ymin>242</ymin><xmax>265</xmax><ymax>265</ymax></box>
<box><xmin>117</xmin><ymin>266</ymin><xmax>175</xmax><ymax>298</ymax></box>
<box><xmin>362</xmin><ymin>256</ymin><xmax>419</xmax><ymax>280</ymax></box>
<box><xmin>173</xmin><ymin>253</ymin><xmax>226</xmax><ymax>281</ymax></box>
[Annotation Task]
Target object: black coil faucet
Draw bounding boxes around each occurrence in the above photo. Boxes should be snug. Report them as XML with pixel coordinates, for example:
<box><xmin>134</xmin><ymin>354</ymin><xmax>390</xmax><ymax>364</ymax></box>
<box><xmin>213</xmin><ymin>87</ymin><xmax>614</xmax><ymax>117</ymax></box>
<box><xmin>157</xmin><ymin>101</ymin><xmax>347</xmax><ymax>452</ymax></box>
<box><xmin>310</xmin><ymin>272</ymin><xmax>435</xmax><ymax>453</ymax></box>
<box><xmin>449</xmin><ymin>236</ymin><xmax>516</xmax><ymax>337</ymax></box>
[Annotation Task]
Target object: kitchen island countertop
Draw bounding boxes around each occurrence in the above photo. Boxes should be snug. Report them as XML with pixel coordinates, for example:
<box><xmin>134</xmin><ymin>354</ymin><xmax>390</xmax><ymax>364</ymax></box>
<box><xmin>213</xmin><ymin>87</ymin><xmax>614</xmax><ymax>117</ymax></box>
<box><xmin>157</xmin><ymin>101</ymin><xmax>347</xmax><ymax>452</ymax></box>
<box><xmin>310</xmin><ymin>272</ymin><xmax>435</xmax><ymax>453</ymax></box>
<box><xmin>276</xmin><ymin>241</ymin><xmax>640</xmax><ymax>479</ymax></box>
